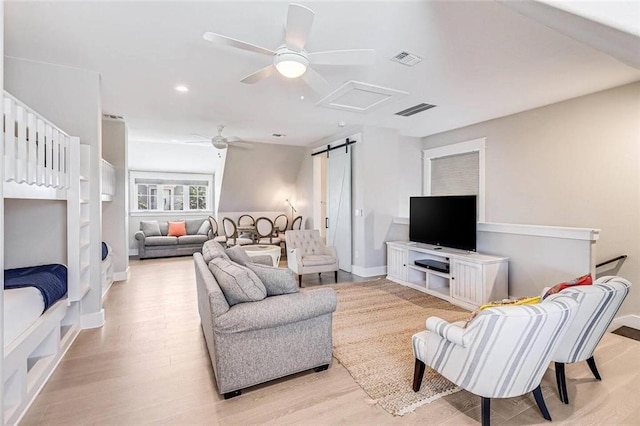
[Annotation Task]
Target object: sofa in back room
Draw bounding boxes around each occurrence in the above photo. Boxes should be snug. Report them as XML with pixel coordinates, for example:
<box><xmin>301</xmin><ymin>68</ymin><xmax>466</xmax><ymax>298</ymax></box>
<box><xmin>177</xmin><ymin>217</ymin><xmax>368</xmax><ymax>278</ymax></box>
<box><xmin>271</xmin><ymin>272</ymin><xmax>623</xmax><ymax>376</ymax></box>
<box><xmin>135</xmin><ymin>218</ymin><xmax>211</xmax><ymax>259</ymax></box>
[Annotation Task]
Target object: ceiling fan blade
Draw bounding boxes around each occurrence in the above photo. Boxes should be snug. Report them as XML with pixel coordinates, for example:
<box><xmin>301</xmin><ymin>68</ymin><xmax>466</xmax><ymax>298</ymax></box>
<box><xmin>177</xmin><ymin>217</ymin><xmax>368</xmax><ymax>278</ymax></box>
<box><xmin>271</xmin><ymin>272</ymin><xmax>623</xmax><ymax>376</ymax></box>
<box><xmin>228</xmin><ymin>141</ymin><xmax>253</xmax><ymax>150</ymax></box>
<box><xmin>301</xmin><ymin>67</ymin><xmax>330</xmax><ymax>95</ymax></box>
<box><xmin>203</xmin><ymin>32</ymin><xmax>274</xmax><ymax>56</ymax></box>
<box><xmin>225</xmin><ymin>136</ymin><xmax>243</xmax><ymax>143</ymax></box>
<box><xmin>285</xmin><ymin>3</ymin><xmax>315</xmax><ymax>51</ymax></box>
<box><xmin>241</xmin><ymin>64</ymin><xmax>278</xmax><ymax>84</ymax></box>
<box><xmin>309</xmin><ymin>49</ymin><xmax>376</xmax><ymax>65</ymax></box>
<box><xmin>184</xmin><ymin>140</ymin><xmax>209</xmax><ymax>144</ymax></box>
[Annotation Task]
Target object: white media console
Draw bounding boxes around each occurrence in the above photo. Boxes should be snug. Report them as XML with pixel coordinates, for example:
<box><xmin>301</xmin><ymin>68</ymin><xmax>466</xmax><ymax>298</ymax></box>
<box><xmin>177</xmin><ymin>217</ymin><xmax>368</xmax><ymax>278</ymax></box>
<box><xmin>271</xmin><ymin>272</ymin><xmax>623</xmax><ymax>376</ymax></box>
<box><xmin>386</xmin><ymin>241</ymin><xmax>508</xmax><ymax>310</ymax></box>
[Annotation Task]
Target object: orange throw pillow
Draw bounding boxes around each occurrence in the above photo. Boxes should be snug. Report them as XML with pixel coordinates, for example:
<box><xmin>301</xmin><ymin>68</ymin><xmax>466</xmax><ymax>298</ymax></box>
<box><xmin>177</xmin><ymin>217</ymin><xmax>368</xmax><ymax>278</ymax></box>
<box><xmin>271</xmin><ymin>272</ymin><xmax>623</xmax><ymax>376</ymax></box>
<box><xmin>542</xmin><ymin>273</ymin><xmax>593</xmax><ymax>300</ymax></box>
<box><xmin>168</xmin><ymin>221</ymin><xmax>187</xmax><ymax>237</ymax></box>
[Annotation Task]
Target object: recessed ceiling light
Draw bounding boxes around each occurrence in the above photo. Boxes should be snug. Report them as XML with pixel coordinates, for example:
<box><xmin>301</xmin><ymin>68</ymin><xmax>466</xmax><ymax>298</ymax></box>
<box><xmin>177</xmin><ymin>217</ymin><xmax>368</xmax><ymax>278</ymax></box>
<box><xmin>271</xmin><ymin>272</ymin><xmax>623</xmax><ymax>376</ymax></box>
<box><xmin>175</xmin><ymin>85</ymin><xmax>189</xmax><ymax>92</ymax></box>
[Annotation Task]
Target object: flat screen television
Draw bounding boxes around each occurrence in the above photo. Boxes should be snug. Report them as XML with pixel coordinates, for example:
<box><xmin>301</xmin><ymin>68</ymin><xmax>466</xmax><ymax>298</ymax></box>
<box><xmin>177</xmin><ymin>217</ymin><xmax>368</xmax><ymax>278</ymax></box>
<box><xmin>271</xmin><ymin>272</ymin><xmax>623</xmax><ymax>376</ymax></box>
<box><xmin>409</xmin><ymin>195</ymin><xmax>477</xmax><ymax>252</ymax></box>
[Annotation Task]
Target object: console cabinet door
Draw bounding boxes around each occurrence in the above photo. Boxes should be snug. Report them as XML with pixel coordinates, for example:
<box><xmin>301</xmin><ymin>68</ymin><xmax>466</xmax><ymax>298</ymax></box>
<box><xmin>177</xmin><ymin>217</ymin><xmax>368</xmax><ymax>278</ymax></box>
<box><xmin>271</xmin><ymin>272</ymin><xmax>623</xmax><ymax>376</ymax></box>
<box><xmin>387</xmin><ymin>245</ymin><xmax>408</xmax><ymax>282</ymax></box>
<box><xmin>450</xmin><ymin>259</ymin><xmax>483</xmax><ymax>306</ymax></box>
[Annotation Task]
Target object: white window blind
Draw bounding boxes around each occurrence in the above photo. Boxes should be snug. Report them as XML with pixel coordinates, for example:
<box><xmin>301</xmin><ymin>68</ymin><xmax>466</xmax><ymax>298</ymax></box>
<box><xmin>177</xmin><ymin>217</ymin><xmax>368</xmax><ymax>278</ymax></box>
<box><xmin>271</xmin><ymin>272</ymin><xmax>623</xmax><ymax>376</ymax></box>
<box><xmin>430</xmin><ymin>151</ymin><xmax>479</xmax><ymax>196</ymax></box>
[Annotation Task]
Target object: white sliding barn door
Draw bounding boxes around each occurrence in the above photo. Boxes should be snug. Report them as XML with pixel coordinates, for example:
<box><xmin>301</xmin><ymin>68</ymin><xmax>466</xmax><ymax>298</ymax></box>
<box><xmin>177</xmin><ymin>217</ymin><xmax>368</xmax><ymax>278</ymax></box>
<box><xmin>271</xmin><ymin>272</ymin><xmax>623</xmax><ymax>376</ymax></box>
<box><xmin>326</xmin><ymin>147</ymin><xmax>352</xmax><ymax>272</ymax></box>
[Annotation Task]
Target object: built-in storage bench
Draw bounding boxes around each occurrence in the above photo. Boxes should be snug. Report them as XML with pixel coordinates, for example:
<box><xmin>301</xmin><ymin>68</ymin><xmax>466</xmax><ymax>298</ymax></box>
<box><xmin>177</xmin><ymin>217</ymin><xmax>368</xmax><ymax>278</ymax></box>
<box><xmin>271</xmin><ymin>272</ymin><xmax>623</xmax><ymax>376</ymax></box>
<box><xmin>386</xmin><ymin>241</ymin><xmax>508</xmax><ymax>310</ymax></box>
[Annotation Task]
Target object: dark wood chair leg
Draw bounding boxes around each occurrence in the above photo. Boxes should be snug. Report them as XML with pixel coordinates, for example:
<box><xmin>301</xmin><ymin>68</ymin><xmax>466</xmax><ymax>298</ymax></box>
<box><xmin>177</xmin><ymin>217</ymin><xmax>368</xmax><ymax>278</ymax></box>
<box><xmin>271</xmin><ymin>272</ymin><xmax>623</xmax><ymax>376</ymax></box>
<box><xmin>532</xmin><ymin>385</ymin><xmax>552</xmax><ymax>421</ymax></box>
<box><xmin>481</xmin><ymin>397</ymin><xmax>491</xmax><ymax>426</ymax></box>
<box><xmin>314</xmin><ymin>364</ymin><xmax>329</xmax><ymax>372</ymax></box>
<box><xmin>334</xmin><ymin>270</ymin><xmax>338</xmax><ymax>282</ymax></box>
<box><xmin>298</xmin><ymin>275</ymin><xmax>302</xmax><ymax>287</ymax></box>
<box><xmin>586</xmin><ymin>356</ymin><xmax>602</xmax><ymax>380</ymax></box>
<box><xmin>412</xmin><ymin>359</ymin><xmax>426</xmax><ymax>392</ymax></box>
<box><xmin>223</xmin><ymin>390</ymin><xmax>242</xmax><ymax>399</ymax></box>
<box><xmin>555</xmin><ymin>362</ymin><xmax>569</xmax><ymax>404</ymax></box>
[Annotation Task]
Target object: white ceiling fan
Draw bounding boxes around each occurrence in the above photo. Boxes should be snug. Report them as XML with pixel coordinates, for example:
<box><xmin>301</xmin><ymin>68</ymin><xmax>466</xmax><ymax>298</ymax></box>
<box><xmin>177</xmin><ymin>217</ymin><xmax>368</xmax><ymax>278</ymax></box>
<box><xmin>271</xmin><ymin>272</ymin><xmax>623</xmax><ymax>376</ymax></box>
<box><xmin>202</xmin><ymin>3</ymin><xmax>375</xmax><ymax>94</ymax></box>
<box><xmin>185</xmin><ymin>125</ymin><xmax>251</xmax><ymax>150</ymax></box>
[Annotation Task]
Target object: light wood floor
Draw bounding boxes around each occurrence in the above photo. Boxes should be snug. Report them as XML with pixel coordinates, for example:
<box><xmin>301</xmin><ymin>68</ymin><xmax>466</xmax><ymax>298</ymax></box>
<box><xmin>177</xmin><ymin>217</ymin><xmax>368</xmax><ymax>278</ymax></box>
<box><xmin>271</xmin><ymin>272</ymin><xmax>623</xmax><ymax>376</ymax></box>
<box><xmin>21</xmin><ymin>256</ymin><xmax>640</xmax><ymax>425</ymax></box>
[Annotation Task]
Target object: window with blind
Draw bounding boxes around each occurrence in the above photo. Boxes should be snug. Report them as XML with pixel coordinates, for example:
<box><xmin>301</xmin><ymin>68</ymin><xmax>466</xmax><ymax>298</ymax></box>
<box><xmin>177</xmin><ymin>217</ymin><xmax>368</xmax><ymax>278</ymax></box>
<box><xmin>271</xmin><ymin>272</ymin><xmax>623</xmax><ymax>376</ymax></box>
<box><xmin>423</xmin><ymin>138</ymin><xmax>485</xmax><ymax>221</ymax></box>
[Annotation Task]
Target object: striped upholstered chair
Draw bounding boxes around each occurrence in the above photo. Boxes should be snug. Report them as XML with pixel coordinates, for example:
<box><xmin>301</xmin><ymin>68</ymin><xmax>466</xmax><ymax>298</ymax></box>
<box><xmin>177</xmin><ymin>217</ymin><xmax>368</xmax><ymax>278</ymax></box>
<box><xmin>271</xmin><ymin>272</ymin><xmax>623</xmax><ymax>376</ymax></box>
<box><xmin>412</xmin><ymin>294</ymin><xmax>579</xmax><ymax>426</ymax></box>
<box><xmin>549</xmin><ymin>276</ymin><xmax>631</xmax><ymax>404</ymax></box>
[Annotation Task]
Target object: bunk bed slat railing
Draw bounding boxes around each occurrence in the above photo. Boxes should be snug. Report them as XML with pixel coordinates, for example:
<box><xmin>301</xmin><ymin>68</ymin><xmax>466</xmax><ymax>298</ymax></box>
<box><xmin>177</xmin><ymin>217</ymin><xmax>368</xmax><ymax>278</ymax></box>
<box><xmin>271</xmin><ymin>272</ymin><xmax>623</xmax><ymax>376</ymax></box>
<box><xmin>27</xmin><ymin>112</ymin><xmax>37</xmax><ymax>184</ymax></box>
<box><xmin>3</xmin><ymin>91</ymin><xmax>71</xmax><ymax>191</ymax></box>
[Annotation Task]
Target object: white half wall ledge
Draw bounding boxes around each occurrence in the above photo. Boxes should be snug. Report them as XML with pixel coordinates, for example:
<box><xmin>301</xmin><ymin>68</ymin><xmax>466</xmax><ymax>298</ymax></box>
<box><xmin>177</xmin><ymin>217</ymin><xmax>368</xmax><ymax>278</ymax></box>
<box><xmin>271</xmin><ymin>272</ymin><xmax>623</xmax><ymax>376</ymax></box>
<box><xmin>392</xmin><ymin>217</ymin><xmax>409</xmax><ymax>225</ymax></box>
<box><xmin>478</xmin><ymin>222</ymin><xmax>600</xmax><ymax>241</ymax></box>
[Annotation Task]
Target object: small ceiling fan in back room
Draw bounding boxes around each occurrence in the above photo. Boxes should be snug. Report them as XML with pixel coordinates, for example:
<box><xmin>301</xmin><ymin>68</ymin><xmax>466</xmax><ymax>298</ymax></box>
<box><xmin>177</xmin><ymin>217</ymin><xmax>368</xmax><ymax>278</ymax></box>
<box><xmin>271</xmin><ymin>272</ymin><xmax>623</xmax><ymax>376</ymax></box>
<box><xmin>202</xmin><ymin>3</ymin><xmax>376</xmax><ymax>94</ymax></box>
<box><xmin>184</xmin><ymin>125</ymin><xmax>252</xmax><ymax>150</ymax></box>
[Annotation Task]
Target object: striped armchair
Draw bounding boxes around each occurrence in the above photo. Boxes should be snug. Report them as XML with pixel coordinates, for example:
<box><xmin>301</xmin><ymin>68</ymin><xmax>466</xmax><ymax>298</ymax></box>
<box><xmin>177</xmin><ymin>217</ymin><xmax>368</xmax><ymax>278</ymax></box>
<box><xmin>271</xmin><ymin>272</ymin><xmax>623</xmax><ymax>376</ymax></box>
<box><xmin>550</xmin><ymin>276</ymin><xmax>631</xmax><ymax>404</ymax></box>
<box><xmin>412</xmin><ymin>294</ymin><xmax>579</xmax><ymax>426</ymax></box>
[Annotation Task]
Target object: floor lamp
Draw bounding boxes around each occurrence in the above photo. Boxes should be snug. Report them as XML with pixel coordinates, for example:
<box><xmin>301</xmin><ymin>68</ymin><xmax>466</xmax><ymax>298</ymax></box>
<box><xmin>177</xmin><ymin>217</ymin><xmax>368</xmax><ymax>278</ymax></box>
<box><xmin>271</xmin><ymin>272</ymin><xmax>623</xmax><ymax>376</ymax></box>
<box><xmin>285</xmin><ymin>199</ymin><xmax>296</xmax><ymax>219</ymax></box>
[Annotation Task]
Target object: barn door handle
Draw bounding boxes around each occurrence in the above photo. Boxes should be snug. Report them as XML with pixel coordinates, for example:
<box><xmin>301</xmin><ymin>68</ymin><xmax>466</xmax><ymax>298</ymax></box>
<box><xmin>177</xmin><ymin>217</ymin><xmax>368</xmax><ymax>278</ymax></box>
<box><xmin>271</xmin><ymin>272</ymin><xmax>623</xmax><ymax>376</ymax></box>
<box><xmin>325</xmin><ymin>217</ymin><xmax>329</xmax><ymax>228</ymax></box>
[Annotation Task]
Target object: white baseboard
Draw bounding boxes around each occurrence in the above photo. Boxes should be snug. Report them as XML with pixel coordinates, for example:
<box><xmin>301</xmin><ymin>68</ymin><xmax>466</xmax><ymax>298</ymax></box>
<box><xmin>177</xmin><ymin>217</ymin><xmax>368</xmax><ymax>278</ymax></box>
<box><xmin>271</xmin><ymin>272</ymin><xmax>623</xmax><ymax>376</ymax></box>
<box><xmin>114</xmin><ymin>267</ymin><xmax>129</xmax><ymax>282</ymax></box>
<box><xmin>609</xmin><ymin>314</ymin><xmax>640</xmax><ymax>331</ymax></box>
<box><xmin>81</xmin><ymin>309</ymin><xmax>105</xmax><ymax>329</ymax></box>
<box><xmin>351</xmin><ymin>265</ymin><xmax>387</xmax><ymax>278</ymax></box>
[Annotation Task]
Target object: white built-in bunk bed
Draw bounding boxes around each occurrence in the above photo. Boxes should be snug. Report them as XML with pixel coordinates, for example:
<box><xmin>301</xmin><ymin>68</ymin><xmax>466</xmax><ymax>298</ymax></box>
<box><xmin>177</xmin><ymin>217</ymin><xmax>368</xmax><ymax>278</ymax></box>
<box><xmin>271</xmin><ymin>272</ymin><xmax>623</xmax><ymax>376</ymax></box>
<box><xmin>101</xmin><ymin>159</ymin><xmax>115</xmax><ymax>297</ymax></box>
<box><xmin>2</xmin><ymin>91</ymin><xmax>92</xmax><ymax>424</ymax></box>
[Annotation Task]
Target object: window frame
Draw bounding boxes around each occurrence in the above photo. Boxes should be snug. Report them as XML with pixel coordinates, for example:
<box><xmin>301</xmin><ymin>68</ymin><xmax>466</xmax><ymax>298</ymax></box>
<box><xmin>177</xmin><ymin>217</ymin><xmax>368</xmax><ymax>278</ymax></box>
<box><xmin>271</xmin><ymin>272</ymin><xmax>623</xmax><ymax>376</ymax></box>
<box><xmin>423</xmin><ymin>138</ymin><xmax>486</xmax><ymax>222</ymax></box>
<box><xmin>130</xmin><ymin>171</ymin><xmax>214</xmax><ymax>215</ymax></box>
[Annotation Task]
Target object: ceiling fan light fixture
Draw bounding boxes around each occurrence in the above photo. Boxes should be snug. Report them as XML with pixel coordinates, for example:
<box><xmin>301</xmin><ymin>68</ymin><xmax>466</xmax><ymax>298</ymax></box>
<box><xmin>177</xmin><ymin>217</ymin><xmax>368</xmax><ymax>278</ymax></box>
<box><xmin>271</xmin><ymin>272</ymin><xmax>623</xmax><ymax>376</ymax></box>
<box><xmin>274</xmin><ymin>52</ymin><xmax>309</xmax><ymax>78</ymax></box>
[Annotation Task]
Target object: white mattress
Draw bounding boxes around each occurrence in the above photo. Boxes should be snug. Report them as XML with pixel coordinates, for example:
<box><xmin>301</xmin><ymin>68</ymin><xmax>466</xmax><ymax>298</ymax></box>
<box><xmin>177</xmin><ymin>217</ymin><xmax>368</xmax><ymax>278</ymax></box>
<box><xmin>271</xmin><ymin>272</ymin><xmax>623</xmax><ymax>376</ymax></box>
<box><xmin>4</xmin><ymin>287</ymin><xmax>45</xmax><ymax>347</ymax></box>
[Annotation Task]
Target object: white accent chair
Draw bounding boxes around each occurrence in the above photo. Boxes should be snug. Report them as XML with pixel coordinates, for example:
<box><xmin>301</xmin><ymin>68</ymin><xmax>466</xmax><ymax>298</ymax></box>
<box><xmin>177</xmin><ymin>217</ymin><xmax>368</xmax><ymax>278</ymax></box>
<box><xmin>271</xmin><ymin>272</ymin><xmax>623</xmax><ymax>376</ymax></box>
<box><xmin>549</xmin><ymin>276</ymin><xmax>631</xmax><ymax>404</ymax></box>
<box><xmin>412</xmin><ymin>294</ymin><xmax>580</xmax><ymax>426</ymax></box>
<box><xmin>285</xmin><ymin>230</ymin><xmax>339</xmax><ymax>287</ymax></box>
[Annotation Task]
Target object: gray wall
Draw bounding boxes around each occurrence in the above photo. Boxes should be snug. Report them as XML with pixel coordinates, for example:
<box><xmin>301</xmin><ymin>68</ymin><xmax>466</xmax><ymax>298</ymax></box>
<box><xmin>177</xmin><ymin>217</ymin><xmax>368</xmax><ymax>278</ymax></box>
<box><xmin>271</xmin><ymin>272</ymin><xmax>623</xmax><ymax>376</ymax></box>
<box><xmin>423</xmin><ymin>82</ymin><xmax>640</xmax><ymax>317</ymax></box>
<box><xmin>218</xmin><ymin>143</ymin><xmax>306</xmax><ymax>212</ymax></box>
<box><xmin>102</xmin><ymin>119</ymin><xmax>129</xmax><ymax>279</ymax></box>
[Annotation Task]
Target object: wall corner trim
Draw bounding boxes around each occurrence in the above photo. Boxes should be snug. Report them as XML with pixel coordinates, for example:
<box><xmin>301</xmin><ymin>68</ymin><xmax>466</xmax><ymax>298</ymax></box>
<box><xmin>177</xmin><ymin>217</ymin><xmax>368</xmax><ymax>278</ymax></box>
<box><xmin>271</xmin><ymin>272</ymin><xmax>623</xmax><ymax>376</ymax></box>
<box><xmin>352</xmin><ymin>265</ymin><xmax>387</xmax><ymax>278</ymax></box>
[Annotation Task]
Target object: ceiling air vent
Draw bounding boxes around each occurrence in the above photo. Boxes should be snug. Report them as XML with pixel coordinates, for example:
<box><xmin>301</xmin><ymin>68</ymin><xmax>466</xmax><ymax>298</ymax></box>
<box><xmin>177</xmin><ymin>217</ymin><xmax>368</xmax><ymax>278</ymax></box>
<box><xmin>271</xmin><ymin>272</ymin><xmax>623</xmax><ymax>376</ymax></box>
<box><xmin>390</xmin><ymin>51</ymin><xmax>422</xmax><ymax>66</ymax></box>
<box><xmin>395</xmin><ymin>103</ymin><xmax>437</xmax><ymax>117</ymax></box>
<box><xmin>102</xmin><ymin>113</ymin><xmax>124</xmax><ymax>121</ymax></box>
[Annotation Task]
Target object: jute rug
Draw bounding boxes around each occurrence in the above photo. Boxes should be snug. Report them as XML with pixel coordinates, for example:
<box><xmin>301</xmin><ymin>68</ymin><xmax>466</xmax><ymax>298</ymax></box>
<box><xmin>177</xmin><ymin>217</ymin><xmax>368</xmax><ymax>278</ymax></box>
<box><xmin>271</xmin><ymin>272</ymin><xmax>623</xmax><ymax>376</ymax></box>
<box><xmin>330</xmin><ymin>279</ymin><xmax>470</xmax><ymax>416</ymax></box>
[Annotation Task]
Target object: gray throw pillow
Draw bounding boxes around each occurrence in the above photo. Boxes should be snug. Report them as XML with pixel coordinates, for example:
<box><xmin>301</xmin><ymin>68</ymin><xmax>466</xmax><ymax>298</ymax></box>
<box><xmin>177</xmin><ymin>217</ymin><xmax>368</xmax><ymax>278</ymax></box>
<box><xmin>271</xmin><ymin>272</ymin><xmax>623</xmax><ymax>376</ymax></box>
<box><xmin>159</xmin><ymin>222</ymin><xmax>169</xmax><ymax>236</ymax></box>
<box><xmin>140</xmin><ymin>220</ymin><xmax>161</xmax><ymax>237</ymax></box>
<box><xmin>225</xmin><ymin>245</ymin><xmax>252</xmax><ymax>266</ymax></box>
<box><xmin>185</xmin><ymin>219</ymin><xmax>203</xmax><ymax>235</ymax></box>
<box><xmin>208</xmin><ymin>257</ymin><xmax>267</xmax><ymax>306</ymax></box>
<box><xmin>245</xmin><ymin>262</ymin><xmax>299</xmax><ymax>296</ymax></box>
<box><xmin>202</xmin><ymin>240</ymin><xmax>230</xmax><ymax>263</ymax></box>
<box><xmin>197</xmin><ymin>220</ymin><xmax>211</xmax><ymax>236</ymax></box>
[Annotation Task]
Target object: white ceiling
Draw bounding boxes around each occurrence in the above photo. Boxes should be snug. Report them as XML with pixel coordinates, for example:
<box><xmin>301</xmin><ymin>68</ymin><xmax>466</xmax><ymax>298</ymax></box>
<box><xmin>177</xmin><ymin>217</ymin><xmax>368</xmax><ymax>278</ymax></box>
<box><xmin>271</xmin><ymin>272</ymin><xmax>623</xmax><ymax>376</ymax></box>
<box><xmin>5</xmin><ymin>1</ymin><xmax>640</xmax><ymax>147</ymax></box>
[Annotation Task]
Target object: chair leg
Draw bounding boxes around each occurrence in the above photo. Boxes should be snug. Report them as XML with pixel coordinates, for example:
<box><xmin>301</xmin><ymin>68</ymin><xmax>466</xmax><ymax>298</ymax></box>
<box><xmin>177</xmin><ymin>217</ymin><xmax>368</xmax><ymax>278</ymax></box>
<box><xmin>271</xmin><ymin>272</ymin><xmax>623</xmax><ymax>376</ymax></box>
<box><xmin>481</xmin><ymin>397</ymin><xmax>491</xmax><ymax>426</ymax></box>
<box><xmin>586</xmin><ymin>356</ymin><xmax>602</xmax><ymax>380</ymax></box>
<box><xmin>555</xmin><ymin>362</ymin><xmax>569</xmax><ymax>404</ymax></box>
<box><xmin>532</xmin><ymin>385</ymin><xmax>552</xmax><ymax>421</ymax></box>
<box><xmin>334</xmin><ymin>270</ymin><xmax>338</xmax><ymax>282</ymax></box>
<box><xmin>412</xmin><ymin>359</ymin><xmax>426</xmax><ymax>392</ymax></box>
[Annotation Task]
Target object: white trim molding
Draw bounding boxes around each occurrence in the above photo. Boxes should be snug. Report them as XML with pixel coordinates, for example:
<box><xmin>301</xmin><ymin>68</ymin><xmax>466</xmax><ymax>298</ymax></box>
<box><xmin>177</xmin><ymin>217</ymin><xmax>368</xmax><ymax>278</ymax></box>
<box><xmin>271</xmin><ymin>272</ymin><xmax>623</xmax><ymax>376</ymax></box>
<box><xmin>81</xmin><ymin>309</ymin><xmax>105</xmax><ymax>329</ymax></box>
<box><xmin>352</xmin><ymin>265</ymin><xmax>387</xmax><ymax>278</ymax></box>
<box><xmin>478</xmin><ymin>222</ymin><xmax>600</xmax><ymax>241</ymax></box>
<box><xmin>609</xmin><ymin>315</ymin><xmax>640</xmax><ymax>332</ymax></box>
<box><xmin>114</xmin><ymin>268</ymin><xmax>130</xmax><ymax>282</ymax></box>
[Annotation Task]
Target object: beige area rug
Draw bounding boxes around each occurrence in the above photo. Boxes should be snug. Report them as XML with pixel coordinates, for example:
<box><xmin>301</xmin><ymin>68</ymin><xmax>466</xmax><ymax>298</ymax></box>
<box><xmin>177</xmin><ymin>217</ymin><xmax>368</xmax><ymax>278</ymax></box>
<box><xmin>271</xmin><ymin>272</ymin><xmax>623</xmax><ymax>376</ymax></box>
<box><xmin>330</xmin><ymin>279</ymin><xmax>470</xmax><ymax>416</ymax></box>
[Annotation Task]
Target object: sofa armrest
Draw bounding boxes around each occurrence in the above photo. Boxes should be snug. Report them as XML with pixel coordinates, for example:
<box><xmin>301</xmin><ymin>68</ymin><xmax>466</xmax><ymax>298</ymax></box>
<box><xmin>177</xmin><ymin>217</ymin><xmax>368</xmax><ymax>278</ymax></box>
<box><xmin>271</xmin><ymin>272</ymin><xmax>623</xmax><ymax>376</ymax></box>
<box><xmin>287</xmin><ymin>247</ymin><xmax>303</xmax><ymax>274</ymax></box>
<box><xmin>215</xmin><ymin>288</ymin><xmax>337</xmax><ymax>334</ymax></box>
<box><xmin>135</xmin><ymin>231</ymin><xmax>146</xmax><ymax>241</ymax></box>
<box><xmin>426</xmin><ymin>316</ymin><xmax>466</xmax><ymax>347</ymax></box>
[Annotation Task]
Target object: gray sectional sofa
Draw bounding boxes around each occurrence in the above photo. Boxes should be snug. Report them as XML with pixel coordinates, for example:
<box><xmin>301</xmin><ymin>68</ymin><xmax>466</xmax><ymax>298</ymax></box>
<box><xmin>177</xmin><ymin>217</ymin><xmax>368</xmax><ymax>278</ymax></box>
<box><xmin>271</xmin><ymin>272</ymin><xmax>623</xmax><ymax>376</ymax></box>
<box><xmin>194</xmin><ymin>240</ymin><xmax>337</xmax><ymax>398</ymax></box>
<box><xmin>135</xmin><ymin>218</ymin><xmax>210</xmax><ymax>259</ymax></box>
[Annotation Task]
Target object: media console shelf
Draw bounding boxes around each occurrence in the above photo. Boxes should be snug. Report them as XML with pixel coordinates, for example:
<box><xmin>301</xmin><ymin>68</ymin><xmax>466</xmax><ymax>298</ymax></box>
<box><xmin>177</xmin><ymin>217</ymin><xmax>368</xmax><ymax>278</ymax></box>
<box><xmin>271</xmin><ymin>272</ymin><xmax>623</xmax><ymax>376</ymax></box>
<box><xmin>386</xmin><ymin>241</ymin><xmax>508</xmax><ymax>310</ymax></box>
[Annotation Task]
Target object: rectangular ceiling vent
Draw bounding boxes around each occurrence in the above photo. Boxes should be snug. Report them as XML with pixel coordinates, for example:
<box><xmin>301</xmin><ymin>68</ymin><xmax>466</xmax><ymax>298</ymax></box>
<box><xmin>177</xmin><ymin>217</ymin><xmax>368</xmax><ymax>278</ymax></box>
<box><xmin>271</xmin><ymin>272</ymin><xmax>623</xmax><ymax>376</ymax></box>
<box><xmin>390</xmin><ymin>51</ymin><xmax>422</xmax><ymax>66</ymax></box>
<box><xmin>102</xmin><ymin>113</ymin><xmax>124</xmax><ymax>121</ymax></box>
<box><xmin>395</xmin><ymin>103</ymin><xmax>437</xmax><ymax>117</ymax></box>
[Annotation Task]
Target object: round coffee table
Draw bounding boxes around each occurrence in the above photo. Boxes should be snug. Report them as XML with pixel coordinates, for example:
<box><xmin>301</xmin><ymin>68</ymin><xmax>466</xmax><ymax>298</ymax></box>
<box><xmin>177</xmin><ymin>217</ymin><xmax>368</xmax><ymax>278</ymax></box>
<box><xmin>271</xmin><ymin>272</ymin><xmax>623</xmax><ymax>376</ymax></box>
<box><xmin>243</xmin><ymin>245</ymin><xmax>281</xmax><ymax>267</ymax></box>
